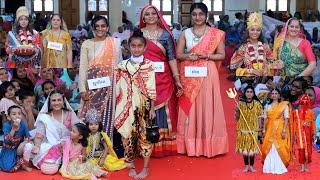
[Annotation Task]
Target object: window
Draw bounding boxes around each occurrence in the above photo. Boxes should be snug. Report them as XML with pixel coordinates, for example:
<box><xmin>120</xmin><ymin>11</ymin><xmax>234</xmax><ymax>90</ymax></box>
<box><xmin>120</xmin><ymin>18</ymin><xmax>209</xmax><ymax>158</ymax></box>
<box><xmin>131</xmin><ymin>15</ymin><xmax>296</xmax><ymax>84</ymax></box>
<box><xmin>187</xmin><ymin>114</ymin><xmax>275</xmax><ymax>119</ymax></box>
<box><xmin>201</xmin><ymin>0</ymin><xmax>224</xmax><ymax>21</ymax></box>
<box><xmin>150</xmin><ymin>0</ymin><xmax>173</xmax><ymax>26</ymax></box>
<box><xmin>266</xmin><ymin>0</ymin><xmax>289</xmax><ymax>12</ymax></box>
<box><xmin>33</xmin><ymin>0</ymin><xmax>53</xmax><ymax>12</ymax></box>
<box><xmin>87</xmin><ymin>0</ymin><xmax>109</xmax><ymax>15</ymax></box>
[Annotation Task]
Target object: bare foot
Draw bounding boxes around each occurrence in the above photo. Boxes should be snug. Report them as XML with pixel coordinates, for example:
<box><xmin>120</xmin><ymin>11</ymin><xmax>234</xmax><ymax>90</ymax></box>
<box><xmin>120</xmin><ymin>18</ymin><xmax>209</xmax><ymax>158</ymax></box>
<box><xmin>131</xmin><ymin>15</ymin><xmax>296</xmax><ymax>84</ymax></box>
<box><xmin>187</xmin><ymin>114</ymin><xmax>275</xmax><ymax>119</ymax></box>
<box><xmin>242</xmin><ymin>165</ymin><xmax>249</xmax><ymax>173</ymax></box>
<box><xmin>300</xmin><ymin>165</ymin><xmax>305</xmax><ymax>172</ymax></box>
<box><xmin>22</xmin><ymin>165</ymin><xmax>32</xmax><ymax>172</ymax></box>
<box><xmin>249</xmin><ymin>166</ymin><xmax>256</xmax><ymax>172</ymax></box>
<box><xmin>134</xmin><ymin>167</ymin><xmax>149</xmax><ymax>179</ymax></box>
<box><xmin>129</xmin><ymin>168</ymin><xmax>137</xmax><ymax>177</ymax></box>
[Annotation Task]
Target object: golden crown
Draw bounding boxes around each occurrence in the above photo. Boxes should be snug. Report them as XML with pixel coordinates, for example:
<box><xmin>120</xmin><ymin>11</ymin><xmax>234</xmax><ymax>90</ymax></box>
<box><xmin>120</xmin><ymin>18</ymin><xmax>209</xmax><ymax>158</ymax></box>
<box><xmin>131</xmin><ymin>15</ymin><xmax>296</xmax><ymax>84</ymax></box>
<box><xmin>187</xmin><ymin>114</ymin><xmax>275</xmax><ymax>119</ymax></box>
<box><xmin>247</xmin><ymin>12</ymin><xmax>262</xmax><ymax>29</ymax></box>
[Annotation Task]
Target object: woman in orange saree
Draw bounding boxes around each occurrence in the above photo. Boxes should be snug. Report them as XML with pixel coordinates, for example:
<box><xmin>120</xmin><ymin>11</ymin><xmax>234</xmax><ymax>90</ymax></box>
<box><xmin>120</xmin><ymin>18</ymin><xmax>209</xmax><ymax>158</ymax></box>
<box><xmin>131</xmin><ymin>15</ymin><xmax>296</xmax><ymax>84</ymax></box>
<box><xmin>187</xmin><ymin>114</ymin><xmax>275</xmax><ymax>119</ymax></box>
<box><xmin>176</xmin><ymin>2</ymin><xmax>228</xmax><ymax>158</ymax></box>
<box><xmin>262</xmin><ymin>89</ymin><xmax>291</xmax><ymax>174</ymax></box>
<box><xmin>139</xmin><ymin>5</ymin><xmax>182</xmax><ymax>157</ymax></box>
<box><xmin>78</xmin><ymin>16</ymin><xmax>122</xmax><ymax>139</ymax></box>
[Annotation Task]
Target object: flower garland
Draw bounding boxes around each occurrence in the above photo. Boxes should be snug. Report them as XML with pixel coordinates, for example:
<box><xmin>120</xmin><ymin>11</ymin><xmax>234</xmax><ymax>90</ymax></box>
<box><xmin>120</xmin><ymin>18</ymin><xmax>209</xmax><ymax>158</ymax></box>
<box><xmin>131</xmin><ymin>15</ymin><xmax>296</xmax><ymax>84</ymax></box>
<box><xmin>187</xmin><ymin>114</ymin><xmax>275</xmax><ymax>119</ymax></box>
<box><xmin>17</xmin><ymin>30</ymin><xmax>33</xmax><ymax>45</ymax></box>
<box><xmin>244</xmin><ymin>41</ymin><xmax>266</xmax><ymax>69</ymax></box>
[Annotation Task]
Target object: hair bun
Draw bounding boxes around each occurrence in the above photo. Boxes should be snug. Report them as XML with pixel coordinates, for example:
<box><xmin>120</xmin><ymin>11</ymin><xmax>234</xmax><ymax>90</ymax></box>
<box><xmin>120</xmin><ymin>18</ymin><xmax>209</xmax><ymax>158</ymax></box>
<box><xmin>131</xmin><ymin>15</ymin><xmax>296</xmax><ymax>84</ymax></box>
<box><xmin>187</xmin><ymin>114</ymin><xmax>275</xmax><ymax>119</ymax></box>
<box><xmin>132</xmin><ymin>28</ymin><xmax>143</xmax><ymax>37</ymax></box>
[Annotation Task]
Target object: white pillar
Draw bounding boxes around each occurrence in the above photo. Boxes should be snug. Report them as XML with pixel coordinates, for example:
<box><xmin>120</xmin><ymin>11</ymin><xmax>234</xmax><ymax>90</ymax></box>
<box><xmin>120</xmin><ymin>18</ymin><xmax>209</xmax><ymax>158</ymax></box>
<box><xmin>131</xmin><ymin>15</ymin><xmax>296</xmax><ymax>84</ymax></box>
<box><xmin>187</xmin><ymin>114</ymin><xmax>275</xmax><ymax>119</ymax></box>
<box><xmin>290</xmin><ymin>0</ymin><xmax>296</xmax><ymax>15</ymax></box>
<box><xmin>79</xmin><ymin>0</ymin><xmax>86</xmax><ymax>25</ymax></box>
<box><xmin>172</xmin><ymin>0</ymin><xmax>179</xmax><ymax>23</ymax></box>
<box><xmin>25</xmin><ymin>0</ymin><xmax>32</xmax><ymax>12</ymax></box>
<box><xmin>53</xmin><ymin>0</ymin><xmax>59</xmax><ymax>13</ymax></box>
<box><xmin>109</xmin><ymin>0</ymin><xmax>122</xmax><ymax>33</ymax></box>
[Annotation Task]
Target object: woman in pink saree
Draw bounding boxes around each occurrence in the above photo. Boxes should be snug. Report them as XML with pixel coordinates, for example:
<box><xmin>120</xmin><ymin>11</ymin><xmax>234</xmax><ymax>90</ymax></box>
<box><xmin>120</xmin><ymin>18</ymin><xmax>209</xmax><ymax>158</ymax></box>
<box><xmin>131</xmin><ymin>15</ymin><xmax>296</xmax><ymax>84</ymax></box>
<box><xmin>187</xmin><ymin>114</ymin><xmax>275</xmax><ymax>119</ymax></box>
<box><xmin>176</xmin><ymin>2</ymin><xmax>228</xmax><ymax>157</ymax></box>
<box><xmin>139</xmin><ymin>5</ymin><xmax>182</xmax><ymax>157</ymax></box>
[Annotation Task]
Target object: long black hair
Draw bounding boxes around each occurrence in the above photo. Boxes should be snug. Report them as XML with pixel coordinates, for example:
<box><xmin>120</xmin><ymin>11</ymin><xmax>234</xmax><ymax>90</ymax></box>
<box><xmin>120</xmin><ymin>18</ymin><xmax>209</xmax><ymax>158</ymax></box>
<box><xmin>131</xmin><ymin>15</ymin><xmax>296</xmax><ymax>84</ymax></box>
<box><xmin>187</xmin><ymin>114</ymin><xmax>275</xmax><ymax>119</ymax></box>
<box><xmin>74</xmin><ymin>123</ymin><xmax>89</xmax><ymax>147</ymax></box>
<box><xmin>190</xmin><ymin>2</ymin><xmax>210</xmax><ymax>26</ymax></box>
<box><xmin>241</xmin><ymin>85</ymin><xmax>260</xmax><ymax>103</ymax></box>
<box><xmin>14</xmin><ymin>16</ymin><xmax>34</xmax><ymax>35</ymax></box>
<box><xmin>268</xmin><ymin>88</ymin><xmax>282</xmax><ymax>104</ymax></box>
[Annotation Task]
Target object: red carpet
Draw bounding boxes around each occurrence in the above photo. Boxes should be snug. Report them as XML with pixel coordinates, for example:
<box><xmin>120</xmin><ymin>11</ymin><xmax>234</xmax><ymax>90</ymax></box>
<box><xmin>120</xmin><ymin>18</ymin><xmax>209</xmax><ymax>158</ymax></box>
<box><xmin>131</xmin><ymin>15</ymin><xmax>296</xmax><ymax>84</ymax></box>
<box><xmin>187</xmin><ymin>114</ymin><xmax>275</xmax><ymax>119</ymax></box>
<box><xmin>1</xmin><ymin>68</ymin><xmax>320</xmax><ymax>180</ymax></box>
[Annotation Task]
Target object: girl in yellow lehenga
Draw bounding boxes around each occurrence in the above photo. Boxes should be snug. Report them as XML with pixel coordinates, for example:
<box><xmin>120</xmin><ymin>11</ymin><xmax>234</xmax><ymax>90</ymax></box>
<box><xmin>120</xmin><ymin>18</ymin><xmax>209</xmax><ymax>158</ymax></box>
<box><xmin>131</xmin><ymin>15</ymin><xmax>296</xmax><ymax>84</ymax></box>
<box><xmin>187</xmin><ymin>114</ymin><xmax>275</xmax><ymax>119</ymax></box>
<box><xmin>262</xmin><ymin>89</ymin><xmax>291</xmax><ymax>174</ymax></box>
<box><xmin>42</xmin><ymin>14</ymin><xmax>72</xmax><ymax>68</ymax></box>
<box><xmin>235</xmin><ymin>86</ymin><xmax>263</xmax><ymax>173</ymax></box>
<box><xmin>85</xmin><ymin>109</ymin><xmax>126</xmax><ymax>171</ymax></box>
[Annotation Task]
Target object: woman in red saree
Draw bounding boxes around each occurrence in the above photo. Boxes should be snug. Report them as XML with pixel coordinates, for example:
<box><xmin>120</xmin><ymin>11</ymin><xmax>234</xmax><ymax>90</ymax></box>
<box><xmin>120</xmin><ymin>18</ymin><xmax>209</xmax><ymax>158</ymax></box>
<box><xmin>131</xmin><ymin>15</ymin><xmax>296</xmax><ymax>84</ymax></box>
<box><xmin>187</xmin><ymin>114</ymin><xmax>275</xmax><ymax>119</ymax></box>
<box><xmin>139</xmin><ymin>5</ymin><xmax>182</xmax><ymax>157</ymax></box>
<box><xmin>176</xmin><ymin>2</ymin><xmax>228</xmax><ymax>157</ymax></box>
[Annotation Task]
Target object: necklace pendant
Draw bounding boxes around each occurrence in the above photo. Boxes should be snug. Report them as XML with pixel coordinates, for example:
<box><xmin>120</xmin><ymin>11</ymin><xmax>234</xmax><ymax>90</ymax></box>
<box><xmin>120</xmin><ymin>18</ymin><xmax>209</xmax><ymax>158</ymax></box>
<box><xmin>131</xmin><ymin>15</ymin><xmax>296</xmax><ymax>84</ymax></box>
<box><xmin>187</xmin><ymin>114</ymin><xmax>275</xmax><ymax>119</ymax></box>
<box><xmin>193</xmin><ymin>37</ymin><xmax>200</xmax><ymax>42</ymax></box>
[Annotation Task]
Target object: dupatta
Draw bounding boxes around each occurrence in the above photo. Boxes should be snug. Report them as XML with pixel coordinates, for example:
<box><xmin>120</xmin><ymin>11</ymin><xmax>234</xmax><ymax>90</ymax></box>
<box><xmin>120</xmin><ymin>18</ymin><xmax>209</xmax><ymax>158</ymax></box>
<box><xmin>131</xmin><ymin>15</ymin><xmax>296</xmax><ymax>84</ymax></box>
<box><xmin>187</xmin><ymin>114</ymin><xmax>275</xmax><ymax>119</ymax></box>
<box><xmin>179</xmin><ymin>28</ymin><xmax>225</xmax><ymax>115</ymax></box>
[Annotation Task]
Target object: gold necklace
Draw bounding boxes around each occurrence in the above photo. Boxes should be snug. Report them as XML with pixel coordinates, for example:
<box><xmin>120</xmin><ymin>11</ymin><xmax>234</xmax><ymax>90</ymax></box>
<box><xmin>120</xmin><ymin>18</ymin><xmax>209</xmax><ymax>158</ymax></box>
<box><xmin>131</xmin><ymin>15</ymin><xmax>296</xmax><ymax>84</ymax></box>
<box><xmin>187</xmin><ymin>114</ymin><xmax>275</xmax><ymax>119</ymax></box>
<box><xmin>143</xmin><ymin>29</ymin><xmax>159</xmax><ymax>40</ymax></box>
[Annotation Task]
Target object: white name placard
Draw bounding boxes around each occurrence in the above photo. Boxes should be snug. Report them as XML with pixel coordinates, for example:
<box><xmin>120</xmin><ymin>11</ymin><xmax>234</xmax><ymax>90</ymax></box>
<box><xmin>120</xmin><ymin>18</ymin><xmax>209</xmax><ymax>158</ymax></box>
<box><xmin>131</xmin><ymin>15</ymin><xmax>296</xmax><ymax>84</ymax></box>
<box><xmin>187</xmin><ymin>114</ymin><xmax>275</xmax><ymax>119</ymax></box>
<box><xmin>87</xmin><ymin>77</ymin><xmax>111</xmax><ymax>90</ymax></box>
<box><xmin>47</xmin><ymin>41</ymin><xmax>63</xmax><ymax>51</ymax></box>
<box><xmin>185</xmin><ymin>66</ymin><xmax>208</xmax><ymax>77</ymax></box>
<box><xmin>153</xmin><ymin>62</ymin><xmax>165</xmax><ymax>72</ymax></box>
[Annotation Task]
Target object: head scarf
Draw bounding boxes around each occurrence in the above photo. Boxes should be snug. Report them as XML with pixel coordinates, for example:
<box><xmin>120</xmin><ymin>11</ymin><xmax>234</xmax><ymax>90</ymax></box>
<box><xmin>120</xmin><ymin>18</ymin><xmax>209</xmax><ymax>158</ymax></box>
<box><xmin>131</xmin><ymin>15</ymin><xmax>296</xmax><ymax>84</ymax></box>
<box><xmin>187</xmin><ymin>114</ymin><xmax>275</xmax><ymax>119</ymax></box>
<box><xmin>311</xmin><ymin>86</ymin><xmax>320</xmax><ymax>108</ymax></box>
<box><xmin>298</xmin><ymin>94</ymin><xmax>313</xmax><ymax>121</ymax></box>
<box><xmin>36</xmin><ymin>91</ymin><xmax>80</xmax><ymax>124</ymax></box>
<box><xmin>273</xmin><ymin>18</ymin><xmax>305</xmax><ymax>60</ymax></box>
<box><xmin>46</xmin><ymin>14</ymin><xmax>69</xmax><ymax>32</ymax></box>
<box><xmin>139</xmin><ymin>5</ymin><xmax>175</xmax><ymax>46</ymax></box>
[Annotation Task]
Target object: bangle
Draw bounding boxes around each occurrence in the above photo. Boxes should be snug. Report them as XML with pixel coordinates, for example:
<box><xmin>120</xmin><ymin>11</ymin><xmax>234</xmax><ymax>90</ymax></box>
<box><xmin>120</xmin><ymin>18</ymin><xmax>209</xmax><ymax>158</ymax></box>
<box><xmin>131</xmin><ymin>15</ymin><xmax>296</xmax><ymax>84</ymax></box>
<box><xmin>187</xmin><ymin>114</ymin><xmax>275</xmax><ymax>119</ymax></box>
<box><xmin>173</xmin><ymin>74</ymin><xmax>179</xmax><ymax>78</ymax></box>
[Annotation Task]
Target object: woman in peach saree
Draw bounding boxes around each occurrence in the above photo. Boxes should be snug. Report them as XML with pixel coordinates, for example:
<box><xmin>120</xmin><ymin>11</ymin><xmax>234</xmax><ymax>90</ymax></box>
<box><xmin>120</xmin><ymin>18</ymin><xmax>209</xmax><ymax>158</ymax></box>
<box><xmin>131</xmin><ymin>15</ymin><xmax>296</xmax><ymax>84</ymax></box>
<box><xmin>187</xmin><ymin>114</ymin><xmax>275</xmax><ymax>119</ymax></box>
<box><xmin>78</xmin><ymin>16</ymin><xmax>122</xmax><ymax>138</ymax></box>
<box><xmin>176</xmin><ymin>2</ymin><xmax>228</xmax><ymax>157</ymax></box>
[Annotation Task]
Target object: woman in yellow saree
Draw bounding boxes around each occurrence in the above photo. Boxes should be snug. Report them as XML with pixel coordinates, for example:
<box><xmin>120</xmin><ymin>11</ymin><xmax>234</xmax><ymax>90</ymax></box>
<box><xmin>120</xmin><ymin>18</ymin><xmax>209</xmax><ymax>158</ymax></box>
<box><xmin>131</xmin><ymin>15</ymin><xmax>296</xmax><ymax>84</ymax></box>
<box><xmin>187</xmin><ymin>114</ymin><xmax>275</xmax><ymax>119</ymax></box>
<box><xmin>176</xmin><ymin>2</ymin><xmax>228</xmax><ymax>158</ymax></box>
<box><xmin>262</xmin><ymin>89</ymin><xmax>291</xmax><ymax>174</ymax></box>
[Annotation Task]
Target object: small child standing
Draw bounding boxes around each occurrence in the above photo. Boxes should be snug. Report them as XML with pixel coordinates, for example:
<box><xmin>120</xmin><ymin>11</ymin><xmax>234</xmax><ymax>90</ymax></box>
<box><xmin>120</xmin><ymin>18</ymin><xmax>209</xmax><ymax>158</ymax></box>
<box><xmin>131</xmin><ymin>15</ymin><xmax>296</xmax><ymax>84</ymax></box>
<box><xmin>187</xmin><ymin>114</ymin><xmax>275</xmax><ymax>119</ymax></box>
<box><xmin>60</xmin><ymin>123</ymin><xmax>107</xmax><ymax>179</ymax></box>
<box><xmin>0</xmin><ymin>105</ymin><xmax>31</xmax><ymax>172</ymax></box>
<box><xmin>115</xmin><ymin>29</ymin><xmax>156</xmax><ymax>179</ymax></box>
<box><xmin>85</xmin><ymin>109</ymin><xmax>126</xmax><ymax>171</ymax></box>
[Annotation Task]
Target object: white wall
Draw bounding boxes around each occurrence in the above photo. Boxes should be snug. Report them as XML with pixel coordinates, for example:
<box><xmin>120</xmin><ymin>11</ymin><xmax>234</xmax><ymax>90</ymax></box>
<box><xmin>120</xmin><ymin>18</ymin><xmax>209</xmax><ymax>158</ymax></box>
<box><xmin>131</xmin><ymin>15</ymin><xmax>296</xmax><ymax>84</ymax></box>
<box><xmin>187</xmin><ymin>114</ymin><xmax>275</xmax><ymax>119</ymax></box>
<box><xmin>122</xmin><ymin>0</ymin><xmax>180</xmax><ymax>26</ymax></box>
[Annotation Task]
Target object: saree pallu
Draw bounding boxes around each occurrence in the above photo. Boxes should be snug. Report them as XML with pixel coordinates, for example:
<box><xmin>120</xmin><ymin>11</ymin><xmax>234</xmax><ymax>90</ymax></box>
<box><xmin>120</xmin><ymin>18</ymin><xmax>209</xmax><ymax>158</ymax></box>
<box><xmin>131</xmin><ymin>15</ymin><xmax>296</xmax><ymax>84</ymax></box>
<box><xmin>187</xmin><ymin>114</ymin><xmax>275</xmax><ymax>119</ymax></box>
<box><xmin>78</xmin><ymin>37</ymin><xmax>116</xmax><ymax>138</ymax></box>
<box><xmin>292</xmin><ymin>109</ymin><xmax>315</xmax><ymax>164</ymax></box>
<box><xmin>262</xmin><ymin>102</ymin><xmax>291</xmax><ymax>167</ymax></box>
<box><xmin>177</xmin><ymin>28</ymin><xmax>228</xmax><ymax>157</ymax></box>
<box><xmin>279</xmin><ymin>41</ymin><xmax>308</xmax><ymax>76</ymax></box>
<box><xmin>143</xmin><ymin>39</ymin><xmax>178</xmax><ymax>157</ymax></box>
